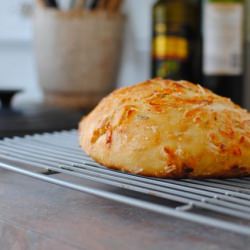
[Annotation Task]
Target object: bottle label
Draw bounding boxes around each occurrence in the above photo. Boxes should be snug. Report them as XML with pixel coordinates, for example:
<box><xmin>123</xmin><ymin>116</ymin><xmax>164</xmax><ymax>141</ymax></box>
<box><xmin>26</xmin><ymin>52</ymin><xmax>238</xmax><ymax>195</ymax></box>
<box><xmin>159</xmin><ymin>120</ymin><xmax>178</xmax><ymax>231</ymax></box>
<box><xmin>152</xmin><ymin>33</ymin><xmax>188</xmax><ymax>77</ymax></box>
<box><xmin>153</xmin><ymin>35</ymin><xmax>188</xmax><ymax>60</ymax></box>
<box><xmin>203</xmin><ymin>2</ymin><xmax>243</xmax><ymax>75</ymax></box>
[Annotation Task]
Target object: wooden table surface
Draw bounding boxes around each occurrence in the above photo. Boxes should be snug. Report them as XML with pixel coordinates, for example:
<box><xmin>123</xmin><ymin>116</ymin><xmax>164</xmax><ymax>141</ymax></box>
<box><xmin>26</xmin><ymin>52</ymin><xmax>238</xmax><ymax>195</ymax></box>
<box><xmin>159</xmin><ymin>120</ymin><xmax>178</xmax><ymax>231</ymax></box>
<box><xmin>0</xmin><ymin>169</ymin><xmax>249</xmax><ymax>250</ymax></box>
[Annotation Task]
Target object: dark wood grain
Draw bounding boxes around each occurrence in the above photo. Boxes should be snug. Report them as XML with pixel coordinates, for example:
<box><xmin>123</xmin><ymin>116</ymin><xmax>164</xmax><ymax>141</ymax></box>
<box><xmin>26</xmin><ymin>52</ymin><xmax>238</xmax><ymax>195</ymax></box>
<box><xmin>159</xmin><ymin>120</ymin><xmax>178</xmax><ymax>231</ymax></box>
<box><xmin>0</xmin><ymin>169</ymin><xmax>249</xmax><ymax>250</ymax></box>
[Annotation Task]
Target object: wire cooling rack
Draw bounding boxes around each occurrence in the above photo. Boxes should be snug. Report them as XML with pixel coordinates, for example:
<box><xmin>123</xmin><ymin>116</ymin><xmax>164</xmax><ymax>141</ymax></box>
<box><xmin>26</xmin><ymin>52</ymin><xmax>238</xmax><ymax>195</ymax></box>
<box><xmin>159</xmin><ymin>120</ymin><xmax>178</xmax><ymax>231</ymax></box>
<box><xmin>0</xmin><ymin>130</ymin><xmax>250</xmax><ymax>235</ymax></box>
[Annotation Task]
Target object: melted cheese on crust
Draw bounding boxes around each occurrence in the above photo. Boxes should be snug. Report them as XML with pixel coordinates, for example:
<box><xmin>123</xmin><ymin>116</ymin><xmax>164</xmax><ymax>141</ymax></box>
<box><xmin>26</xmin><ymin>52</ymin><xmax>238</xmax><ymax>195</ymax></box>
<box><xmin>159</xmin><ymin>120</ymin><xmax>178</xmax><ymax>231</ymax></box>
<box><xmin>79</xmin><ymin>78</ymin><xmax>250</xmax><ymax>178</ymax></box>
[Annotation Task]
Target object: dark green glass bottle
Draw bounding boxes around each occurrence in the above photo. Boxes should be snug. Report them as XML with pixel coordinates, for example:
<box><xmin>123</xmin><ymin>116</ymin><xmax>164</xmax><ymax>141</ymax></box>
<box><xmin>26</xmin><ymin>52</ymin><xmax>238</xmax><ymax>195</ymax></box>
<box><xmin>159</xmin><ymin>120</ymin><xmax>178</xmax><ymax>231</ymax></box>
<box><xmin>151</xmin><ymin>0</ymin><xmax>201</xmax><ymax>82</ymax></box>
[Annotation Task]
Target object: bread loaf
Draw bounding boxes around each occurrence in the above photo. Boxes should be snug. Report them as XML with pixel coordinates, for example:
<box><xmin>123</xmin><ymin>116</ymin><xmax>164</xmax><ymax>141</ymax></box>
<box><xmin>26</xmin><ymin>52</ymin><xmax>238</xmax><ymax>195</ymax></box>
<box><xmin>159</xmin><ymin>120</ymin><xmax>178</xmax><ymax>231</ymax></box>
<box><xmin>79</xmin><ymin>78</ymin><xmax>250</xmax><ymax>178</ymax></box>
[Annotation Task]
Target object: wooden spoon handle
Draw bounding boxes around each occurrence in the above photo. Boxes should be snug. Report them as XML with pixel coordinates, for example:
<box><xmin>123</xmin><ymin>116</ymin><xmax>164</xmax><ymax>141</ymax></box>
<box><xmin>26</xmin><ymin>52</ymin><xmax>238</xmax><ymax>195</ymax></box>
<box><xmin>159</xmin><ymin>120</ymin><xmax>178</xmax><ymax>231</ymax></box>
<box><xmin>107</xmin><ymin>0</ymin><xmax>122</xmax><ymax>12</ymax></box>
<box><xmin>97</xmin><ymin>0</ymin><xmax>107</xmax><ymax>10</ymax></box>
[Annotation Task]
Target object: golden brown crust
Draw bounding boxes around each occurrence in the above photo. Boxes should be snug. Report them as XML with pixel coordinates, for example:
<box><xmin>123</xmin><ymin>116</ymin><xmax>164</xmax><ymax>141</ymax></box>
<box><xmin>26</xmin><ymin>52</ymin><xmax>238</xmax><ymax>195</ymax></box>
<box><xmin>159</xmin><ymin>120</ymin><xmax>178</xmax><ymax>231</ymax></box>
<box><xmin>79</xmin><ymin>78</ymin><xmax>250</xmax><ymax>178</ymax></box>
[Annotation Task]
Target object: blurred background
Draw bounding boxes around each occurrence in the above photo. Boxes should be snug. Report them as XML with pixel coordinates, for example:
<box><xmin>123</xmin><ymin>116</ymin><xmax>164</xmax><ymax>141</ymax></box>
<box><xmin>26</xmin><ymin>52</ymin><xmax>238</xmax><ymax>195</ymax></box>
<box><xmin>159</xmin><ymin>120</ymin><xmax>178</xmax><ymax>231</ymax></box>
<box><xmin>0</xmin><ymin>0</ymin><xmax>249</xmax><ymax>137</ymax></box>
<box><xmin>0</xmin><ymin>0</ymin><xmax>154</xmax><ymax>105</ymax></box>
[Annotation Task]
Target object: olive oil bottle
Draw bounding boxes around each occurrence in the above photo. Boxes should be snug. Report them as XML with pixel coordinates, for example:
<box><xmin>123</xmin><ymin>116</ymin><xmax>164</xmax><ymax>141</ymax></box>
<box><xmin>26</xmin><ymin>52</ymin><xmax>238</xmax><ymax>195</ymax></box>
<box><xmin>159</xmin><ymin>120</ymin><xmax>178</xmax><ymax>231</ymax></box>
<box><xmin>202</xmin><ymin>0</ymin><xmax>245</xmax><ymax>105</ymax></box>
<box><xmin>151</xmin><ymin>0</ymin><xmax>201</xmax><ymax>82</ymax></box>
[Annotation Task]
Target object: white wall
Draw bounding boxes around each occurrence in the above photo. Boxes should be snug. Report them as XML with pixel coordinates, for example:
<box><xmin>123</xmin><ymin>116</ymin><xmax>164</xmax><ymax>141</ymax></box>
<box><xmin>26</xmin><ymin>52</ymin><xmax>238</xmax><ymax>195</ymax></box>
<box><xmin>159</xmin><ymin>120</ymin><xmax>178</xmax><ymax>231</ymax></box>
<box><xmin>118</xmin><ymin>0</ymin><xmax>155</xmax><ymax>87</ymax></box>
<box><xmin>0</xmin><ymin>0</ymin><xmax>155</xmax><ymax>104</ymax></box>
<box><xmin>0</xmin><ymin>42</ymin><xmax>41</xmax><ymax>103</ymax></box>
